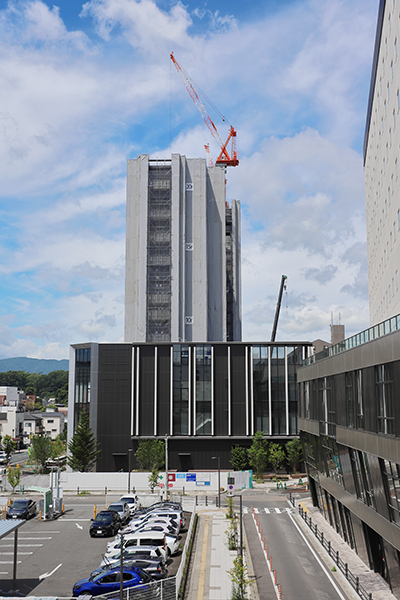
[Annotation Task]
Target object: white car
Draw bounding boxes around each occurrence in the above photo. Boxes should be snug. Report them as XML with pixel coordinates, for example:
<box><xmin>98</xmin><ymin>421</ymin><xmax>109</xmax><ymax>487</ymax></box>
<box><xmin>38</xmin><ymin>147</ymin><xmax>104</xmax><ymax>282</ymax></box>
<box><xmin>125</xmin><ymin>516</ymin><xmax>180</xmax><ymax>535</ymax></box>
<box><xmin>119</xmin><ymin>495</ymin><xmax>141</xmax><ymax>516</ymax></box>
<box><xmin>102</xmin><ymin>540</ymin><xmax>168</xmax><ymax>563</ymax></box>
<box><xmin>99</xmin><ymin>546</ymin><xmax>166</xmax><ymax>568</ymax></box>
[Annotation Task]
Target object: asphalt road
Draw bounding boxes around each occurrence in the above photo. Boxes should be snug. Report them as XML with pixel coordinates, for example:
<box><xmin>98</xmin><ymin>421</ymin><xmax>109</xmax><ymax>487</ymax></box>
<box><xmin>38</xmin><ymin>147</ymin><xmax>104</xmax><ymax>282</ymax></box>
<box><xmin>240</xmin><ymin>491</ymin><xmax>349</xmax><ymax>600</ymax></box>
<box><xmin>0</xmin><ymin>493</ymin><xmax>188</xmax><ymax>597</ymax></box>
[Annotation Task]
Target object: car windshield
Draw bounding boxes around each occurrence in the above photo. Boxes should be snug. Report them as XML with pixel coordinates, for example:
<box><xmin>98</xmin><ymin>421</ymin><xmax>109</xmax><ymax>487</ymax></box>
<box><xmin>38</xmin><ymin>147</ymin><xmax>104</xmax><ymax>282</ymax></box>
<box><xmin>120</xmin><ymin>497</ymin><xmax>135</xmax><ymax>503</ymax></box>
<box><xmin>109</xmin><ymin>504</ymin><xmax>123</xmax><ymax>511</ymax></box>
<box><xmin>95</xmin><ymin>513</ymin><xmax>112</xmax><ymax>522</ymax></box>
<box><xmin>12</xmin><ymin>501</ymin><xmax>29</xmax><ymax>508</ymax></box>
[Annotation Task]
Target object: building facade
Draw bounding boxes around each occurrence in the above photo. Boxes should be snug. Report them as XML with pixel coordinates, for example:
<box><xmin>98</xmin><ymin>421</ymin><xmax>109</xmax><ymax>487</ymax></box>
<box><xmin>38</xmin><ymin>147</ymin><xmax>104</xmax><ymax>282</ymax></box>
<box><xmin>298</xmin><ymin>317</ymin><xmax>400</xmax><ymax>599</ymax></box>
<box><xmin>124</xmin><ymin>154</ymin><xmax>241</xmax><ymax>343</ymax></box>
<box><xmin>68</xmin><ymin>341</ymin><xmax>311</xmax><ymax>472</ymax></box>
<box><xmin>364</xmin><ymin>0</ymin><xmax>400</xmax><ymax>325</ymax></box>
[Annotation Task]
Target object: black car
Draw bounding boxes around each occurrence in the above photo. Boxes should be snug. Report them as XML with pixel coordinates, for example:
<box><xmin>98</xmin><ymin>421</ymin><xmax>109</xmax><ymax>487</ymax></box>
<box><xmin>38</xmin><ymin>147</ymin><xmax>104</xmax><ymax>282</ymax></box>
<box><xmin>6</xmin><ymin>499</ymin><xmax>36</xmax><ymax>520</ymax></box>
<box><xmin>90</xmin><ymin>510</ymin><xmax>121</xmax><ymax>537</ymax></box>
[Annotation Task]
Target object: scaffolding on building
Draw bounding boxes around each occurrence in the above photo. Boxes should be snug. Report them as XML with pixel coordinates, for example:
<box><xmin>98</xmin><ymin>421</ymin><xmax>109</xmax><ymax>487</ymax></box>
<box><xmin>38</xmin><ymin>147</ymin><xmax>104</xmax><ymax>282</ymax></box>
<box><xmin>146</xmin><ymin>160</ymin><xmax>172</xmax><ymax>342</ymax></box>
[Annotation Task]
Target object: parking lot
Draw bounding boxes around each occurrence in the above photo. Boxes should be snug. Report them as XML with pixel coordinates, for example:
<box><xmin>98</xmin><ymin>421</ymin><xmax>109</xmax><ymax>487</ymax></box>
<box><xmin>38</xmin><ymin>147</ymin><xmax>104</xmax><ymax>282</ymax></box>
<box><xmin>0</xmin><ymin>494</ymin><xmax>190</xmax><ymax>597</ymax></box>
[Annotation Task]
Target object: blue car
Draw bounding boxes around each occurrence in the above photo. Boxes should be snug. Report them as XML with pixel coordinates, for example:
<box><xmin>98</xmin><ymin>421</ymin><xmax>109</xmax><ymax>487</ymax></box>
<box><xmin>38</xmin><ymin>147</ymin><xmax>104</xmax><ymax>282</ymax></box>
<box><xmin>72</xmin><ymin>565</ymin><xmax>152</xmax><ymax>597</ymax></box>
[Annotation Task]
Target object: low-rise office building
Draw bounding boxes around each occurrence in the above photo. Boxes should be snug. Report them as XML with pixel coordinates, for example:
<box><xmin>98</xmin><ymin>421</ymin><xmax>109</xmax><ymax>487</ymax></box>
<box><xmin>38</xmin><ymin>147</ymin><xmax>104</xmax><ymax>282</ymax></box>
<box><xmin>298</xmin><ymin>316</ymin><xmax>400</xmax><ymax>599</ymax></box>
<box><xmin>68</xmin><ymin>341</ymin><xmax>312</xmax><ymax>472</ymax></box>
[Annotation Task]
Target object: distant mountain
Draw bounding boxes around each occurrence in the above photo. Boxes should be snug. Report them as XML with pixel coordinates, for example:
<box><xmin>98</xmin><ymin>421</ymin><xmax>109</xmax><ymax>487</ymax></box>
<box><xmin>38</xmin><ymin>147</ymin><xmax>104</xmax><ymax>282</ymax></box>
<box><xmin>0</xmin><ymin>357</ymin><xmax>69</xmax><ymax>374</ymax></box>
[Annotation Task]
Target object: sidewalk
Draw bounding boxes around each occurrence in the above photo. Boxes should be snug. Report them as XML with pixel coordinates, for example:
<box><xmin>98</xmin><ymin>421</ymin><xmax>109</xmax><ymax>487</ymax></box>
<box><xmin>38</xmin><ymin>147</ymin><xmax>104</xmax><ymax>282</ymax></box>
<box><xmin>292</xmin><ymin>495</ymin><xmax>393</xmax><ymax>600</ymax></box>
<box><xmin>184</xmin><ymin>507</ymin><xmax>256</xmax><ymax>600</ymax></box>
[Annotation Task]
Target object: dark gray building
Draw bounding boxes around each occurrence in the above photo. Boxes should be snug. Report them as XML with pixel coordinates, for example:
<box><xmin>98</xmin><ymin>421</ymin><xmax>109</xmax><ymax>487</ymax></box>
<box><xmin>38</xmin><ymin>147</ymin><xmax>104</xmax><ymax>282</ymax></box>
<box><xmin>68</xmin><ymin>341</ymin><xmax>312</xmax><ymax>472</ymax></box>
<box><xmin>298</xmin><ymin>316</ymin><xmax>400</xmax><ymax>599</ymax></box>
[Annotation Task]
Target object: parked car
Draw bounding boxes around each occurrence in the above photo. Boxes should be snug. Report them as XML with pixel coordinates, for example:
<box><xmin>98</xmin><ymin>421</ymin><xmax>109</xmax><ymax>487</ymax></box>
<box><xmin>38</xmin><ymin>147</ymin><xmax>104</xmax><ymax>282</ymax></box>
<box><xmin>104</xmin><ymin>534</ymin><xmax>167</xmax><ymax>562</ymax></box>
<box><xmin>93</xmin><ymin>557</ymin><xmax>167</xmax><ymax>580</ymax></box>
<box><xmin>6</xmin><ymin>499</ymin><xmax>36</xmax><ymax>520</ymax></box>
<box><xmin>72</xmin><ymin>565</ymin><xmax>152</xmax><ymax>597</ymax></box>
<box><xmin>90</xmin><ymin>510</ymin><xmax>121</xmax><ymax>537</ymax></box>
<box><xmin>128</xmin><ymin>511</ymin><xmax>182</xmax><ymax>533</ymax></box>
<box><xmin>0</xmin><ymin>452</ymin><xmax>7</xmax><ymax>465</ymax></box>
<box><xmin>106</xmin><ymin>531</ymin><xmax>171</xmax><ymax>559</ymax></box>
<box><xmin>120</xmin><ymin>494</ymin><xmax>141</xmax><ymax>515</ymax></box>
<box><xmin>107</xmin><ymin>502</ymin><xmax>131</xmax><ymax>526</ymax></box>
<box><xmin>99</xmin><ymin>546</ymin><xmax>166</xmax><ymax>569</ymax></box>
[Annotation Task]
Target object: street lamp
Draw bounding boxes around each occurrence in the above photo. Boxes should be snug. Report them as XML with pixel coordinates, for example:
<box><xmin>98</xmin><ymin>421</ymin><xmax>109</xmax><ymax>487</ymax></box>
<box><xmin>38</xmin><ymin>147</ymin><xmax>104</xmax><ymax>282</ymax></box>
<box><xmin>211</xmin><ymin>456</ymin><xmax>221</xmax><ymax>508</ymax></box>
<box><xmin>165</xmin><ymin>434</ymin><xmax>169</xmax><ymax>501</ymax></box>
<box><xmin>127</xmin><ymin>449</ymin><xmax>133</xmax><ymax>493</ymax></box>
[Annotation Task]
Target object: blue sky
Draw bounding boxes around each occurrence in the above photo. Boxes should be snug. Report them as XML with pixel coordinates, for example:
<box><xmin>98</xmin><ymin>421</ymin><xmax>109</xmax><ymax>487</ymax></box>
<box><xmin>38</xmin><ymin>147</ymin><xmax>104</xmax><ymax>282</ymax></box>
<box><xmin>0</xmin><ymin>0</ymin><xmax>379</xmax><ymax>359</ymax></box>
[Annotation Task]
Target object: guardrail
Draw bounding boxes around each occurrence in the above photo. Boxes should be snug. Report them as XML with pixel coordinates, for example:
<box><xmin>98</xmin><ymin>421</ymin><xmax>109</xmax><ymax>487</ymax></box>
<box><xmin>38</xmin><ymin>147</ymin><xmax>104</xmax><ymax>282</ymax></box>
<box><xmin>289</xmin><ymin>494</ymin><xmax>372</xmax><ymax>600</ymax></box>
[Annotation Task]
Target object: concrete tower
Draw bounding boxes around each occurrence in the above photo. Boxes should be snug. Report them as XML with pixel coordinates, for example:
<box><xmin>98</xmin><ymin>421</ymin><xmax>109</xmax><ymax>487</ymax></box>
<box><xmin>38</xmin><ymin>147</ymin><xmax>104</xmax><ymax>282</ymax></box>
<box><xmin>125</xmin><ymin>153</ymin><xmax>241</xmax><ymax>343</ymax></box>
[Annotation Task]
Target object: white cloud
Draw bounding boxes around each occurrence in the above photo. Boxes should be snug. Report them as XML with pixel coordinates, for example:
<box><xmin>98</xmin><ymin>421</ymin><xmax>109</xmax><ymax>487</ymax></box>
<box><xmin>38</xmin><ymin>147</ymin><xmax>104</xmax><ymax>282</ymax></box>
<box><xmin>0</xmin><ymin>0</ymin><xmax>378</xmax><ymax>358</ymax></box>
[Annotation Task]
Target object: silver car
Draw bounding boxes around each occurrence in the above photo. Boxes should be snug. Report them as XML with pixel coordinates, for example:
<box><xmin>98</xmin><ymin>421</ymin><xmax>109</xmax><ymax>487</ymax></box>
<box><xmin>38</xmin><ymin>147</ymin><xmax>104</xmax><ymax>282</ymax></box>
<box><xmin>107</xmin><ymin>502</ymin><xmax>131</xmax><ymax>526</ymax></box>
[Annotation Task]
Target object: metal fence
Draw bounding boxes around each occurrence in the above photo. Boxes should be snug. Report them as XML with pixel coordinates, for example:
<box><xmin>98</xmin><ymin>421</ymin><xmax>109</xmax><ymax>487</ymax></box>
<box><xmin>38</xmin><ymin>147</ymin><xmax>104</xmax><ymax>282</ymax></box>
<box><xmin>99</xmin><ymin>499</ymin><xmax>197</xmax><ymax>600</ymax></box>
<box><xmin>289</xmin><ymin>495</ymin><xmax>373</xmax><ymax>600</ymax></box>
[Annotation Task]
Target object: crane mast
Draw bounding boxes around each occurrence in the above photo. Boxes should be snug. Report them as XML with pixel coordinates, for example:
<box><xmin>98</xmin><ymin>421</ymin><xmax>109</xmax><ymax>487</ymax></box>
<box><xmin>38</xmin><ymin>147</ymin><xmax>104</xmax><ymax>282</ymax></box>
<box><xmin>170</xmin><ymin>52</ymin><xmax>239</xmax><ymax>167</ymax></box>
<box><xmin>271</xmin><ymin>275</ymin><xmax>287</xmax><ymax>342</ymax></box>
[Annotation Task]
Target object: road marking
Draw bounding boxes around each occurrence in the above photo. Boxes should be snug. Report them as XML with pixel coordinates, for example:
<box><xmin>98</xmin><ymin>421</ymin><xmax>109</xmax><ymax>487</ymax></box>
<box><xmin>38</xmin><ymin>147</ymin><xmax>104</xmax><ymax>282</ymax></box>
<box><xmin>288</xmin><ymin>512</ymin><xmax>346</xmax><ymax>600</ymax></box>
<box><xmin>76</xmin><ymin>523</ymin><xmax>83</xmax><ymax>530</ymax></box>
<box><xmin>0</xmin><ymin>544</ymin><xmax>42</xmax><ymax>548</ymax></box>
<box><xmin>274</xmin><ymin>508</ymin><xmax>281</xmax><ymax>514</ymax></box>
<box><xmin>39</xmin><ymin>563</ymin><xmax>62</xmax><ymax>580</ymax></box>
<box><xmin>0</xmin><ymin>552</ymin><xmax>33</xmax><ymax>555</ymax></box>
<box><xmin>17</xmin><ymin>537</ymin><xmax>52</xmax><ymax>540</ymax></box>
<box><xmin>0</xmin><ymin>561</ymin><xmax>22</xmax><ymax>564</ymax></box>
<box><xmin>299</xmin><ymin>501</ymin><xmax>310</xmax><ymax>513</ymax></box>
<box><xmin>197</xmin><ymin>516</ymin><xmax>209</xmax><ymax>600</ymax></box>
<box><xmin>59</xmin><ymin>518</ymin><xmax>91</xmax><ymax>522</ymax></box>
<box><xmin>253</xmin><ymin>507</ymin><xmax>259</xmax><ymax>514</ymax></box>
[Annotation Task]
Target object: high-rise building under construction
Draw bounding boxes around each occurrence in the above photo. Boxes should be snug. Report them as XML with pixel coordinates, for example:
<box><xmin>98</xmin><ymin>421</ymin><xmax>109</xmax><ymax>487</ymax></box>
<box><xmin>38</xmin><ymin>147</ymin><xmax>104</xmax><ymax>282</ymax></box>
<box><xmin>124</xmin><ymin>153</ymin><xmax>241</xmax><ymax>343</ymax></box>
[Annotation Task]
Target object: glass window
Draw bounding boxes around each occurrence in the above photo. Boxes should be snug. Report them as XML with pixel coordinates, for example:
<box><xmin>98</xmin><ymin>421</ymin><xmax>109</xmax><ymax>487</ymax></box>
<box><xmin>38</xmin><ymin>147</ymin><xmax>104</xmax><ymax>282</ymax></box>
<box><xmin>173</xmin><ymin>345</ymin><xmax>189</xmax><ymax>434</ymax></box>
<box><xmin>195</xmin><ymin>345</ymin><xmax>211</xmax><ymax>435</ymax></box>
<box><xmin>253</xmin><ymin>345</ymin><xmax>269</xmax><ymax>433</ymax></box>
<box><xmin>271</xmin><ymin>347</ymin><xmax>286</xmax><ymax>434</ymax></box>
<box><xmin>376</xmin><ymin>364</ymin><xmax>394</xmax><ymax>435</ymax></box>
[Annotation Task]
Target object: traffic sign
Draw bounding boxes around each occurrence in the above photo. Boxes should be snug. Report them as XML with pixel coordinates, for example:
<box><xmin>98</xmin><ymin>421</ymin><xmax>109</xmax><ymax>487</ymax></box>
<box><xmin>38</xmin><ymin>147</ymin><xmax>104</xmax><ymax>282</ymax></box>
<box><xmin>228</xmin><ymin>485</ymin><xmax>234</xmax><ymax>490</ymax></box>
<box><xmin>168</xmin><ymin>483</ymin><xmax>173</xmax><ymax>488</ymax></box>
<box><xmin>159</xmin><ymin>483</ymin><xmax>165</xmax><ymax>488</ymax></box>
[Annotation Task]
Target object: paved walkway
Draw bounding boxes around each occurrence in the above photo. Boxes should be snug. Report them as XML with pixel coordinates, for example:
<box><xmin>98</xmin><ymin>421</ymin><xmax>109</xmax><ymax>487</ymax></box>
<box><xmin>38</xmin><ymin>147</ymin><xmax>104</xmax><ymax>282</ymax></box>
<box><xmin>184</xmin><ymin>506</ymin><xmax>258</xmax><ymax>600</ymax></box>
<box><xmin>184</xmin><ymin>486</ymin><xmax>394</xmax><ymax>600</ymax></box>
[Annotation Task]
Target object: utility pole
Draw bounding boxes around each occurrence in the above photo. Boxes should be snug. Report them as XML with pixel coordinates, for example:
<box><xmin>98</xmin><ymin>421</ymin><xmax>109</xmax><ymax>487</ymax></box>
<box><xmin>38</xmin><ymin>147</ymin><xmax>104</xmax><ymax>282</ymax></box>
<box><xmin>165</xmin><ymin>434</ymin><xmax>169</xmax><ymax>501</ymax></box>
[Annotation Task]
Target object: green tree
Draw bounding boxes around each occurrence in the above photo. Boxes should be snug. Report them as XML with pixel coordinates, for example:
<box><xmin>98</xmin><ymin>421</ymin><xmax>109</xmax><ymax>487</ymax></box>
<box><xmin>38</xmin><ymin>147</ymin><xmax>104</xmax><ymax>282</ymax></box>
<box><xmin>286</xmin><ymin>438</ymin><xmax>303</xmax><ymax>473</ymax></box>
<box><xmin>135</xmin><ymin>439</ymin><xmax>165</xmax><ymax>471</ymax></box>
<box><xmin>230</xmin><ymin>445</ymin><xmax>248</xmax><ymax>471</ymax></box>
<box><xmin>228</xmin><ymin>555</ymin><xmax>252</xmax><ymax>600</ymax></box>
<box><xmin>268</xmin><ymin>442</ymin><xmax>286</xmax><ymax>476</ymax></box>
<box><xmin>7</xmin><ymin>465</ymin><xmax>20</xmax><ymax>492</ymax></box>
<box><xmin>31</xmin><ymin>435</ymin><xmax>53</xmax><ymax>473</ymax></box>
<box><xmin>51</xmin><ymin>436</ymin><xmax>67</xmax><ymax>460</ymax></box>
<box><xmin>68</xmin><ymin>412</ymin><xmax>101</xmax><ymax>472</ymax></box>
<box><xmin>247</xmin><ymin>431</ymin><xmax>268</xmax><ymax>479</ymax></box>
<box><xmin>2</xmin><ymin>435</ymin><xmax>16</xmax><ymax>463</ymax></box>
<box><xmin>148</xmin><ymin>468</ymin><xmax>160</xmax><ymax>493</ymax></box>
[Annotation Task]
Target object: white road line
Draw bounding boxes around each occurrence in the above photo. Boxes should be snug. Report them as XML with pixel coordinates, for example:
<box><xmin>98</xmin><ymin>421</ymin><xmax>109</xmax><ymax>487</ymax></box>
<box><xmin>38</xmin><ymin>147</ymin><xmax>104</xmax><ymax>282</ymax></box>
<box><xmin>0</xmin><ymin>552</ymin><xmax>33</xmax><ymax>555</ymax></box>
<box><xmin>59</xmin><ymin>518</ymin><xmax>90</xmax><ymax>522</ymax></box>
<box><xmin>253</xmin><ymin>507</ymin><xmax>259</xmax><ymax>514</ymax></box>
<box><xmin>0</xmin><ymin>544</ymin><xmax>42</xmax><ymax>548</ymax></box>
<box><xmin>0</xmin><ymin>572</ymin><xmax>8</xmax><ymax>575</ymax></box>
<box><xmin>252</xmin><ymin>512</ymin><xmax>280</xmax><ymax>600</ymax></box>
<box><xmin>18</xmin><ymin>537</ymin><xmax>52</xmax><ymax>540</ymax></box>
<box><xmin>288</xmin><ymin>512</ymin><xmax>347</xmax><ymax>600</ymax></box>
<box><xmin>274</xmin><ymin>508</ymin><xmax>281</xmax><ymax>514</ymax></box>
<box><xmin>39</xmin><ymin>563</ymin><xmax>62</xmax><ymax>580</ymax></box>
<box><xmin>0</xmin><ymin>561</ymin><xmax>22</xmax><ymax>564</ymax></box>
<box><xmin>264</xmin><ymin>508</ymin><xmax>270</xmax><ymax>514</ymax></box>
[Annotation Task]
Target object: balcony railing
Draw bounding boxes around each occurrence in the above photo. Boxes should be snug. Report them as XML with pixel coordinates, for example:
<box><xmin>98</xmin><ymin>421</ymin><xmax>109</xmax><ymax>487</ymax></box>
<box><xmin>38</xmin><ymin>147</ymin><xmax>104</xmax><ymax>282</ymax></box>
<box><xmin>303</xmin><ymin>313</ymin><xmax>400</xmax><ymax>366</ymax></box>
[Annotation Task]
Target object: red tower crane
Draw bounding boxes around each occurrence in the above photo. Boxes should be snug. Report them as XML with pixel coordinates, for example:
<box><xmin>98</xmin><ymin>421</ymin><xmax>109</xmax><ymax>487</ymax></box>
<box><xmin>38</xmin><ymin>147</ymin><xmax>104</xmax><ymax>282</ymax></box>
<box><xmin>170</xmin><ymin>52</ymin><xmax>239</xmax><ymax>167</ymax></box>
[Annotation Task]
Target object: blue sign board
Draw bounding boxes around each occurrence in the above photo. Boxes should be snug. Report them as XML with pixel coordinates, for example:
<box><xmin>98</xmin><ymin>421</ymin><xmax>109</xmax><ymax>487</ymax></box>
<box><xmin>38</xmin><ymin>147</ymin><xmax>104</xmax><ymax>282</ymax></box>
<box><xmin>176</xmin><ymin>473</ymin><xmax>185</xmax><ymax>479</ymax></box>
<box><xmin>186</xmin><ymin>473</ymin><xmax>196</xmax><ymax>482</ymax></box>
